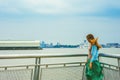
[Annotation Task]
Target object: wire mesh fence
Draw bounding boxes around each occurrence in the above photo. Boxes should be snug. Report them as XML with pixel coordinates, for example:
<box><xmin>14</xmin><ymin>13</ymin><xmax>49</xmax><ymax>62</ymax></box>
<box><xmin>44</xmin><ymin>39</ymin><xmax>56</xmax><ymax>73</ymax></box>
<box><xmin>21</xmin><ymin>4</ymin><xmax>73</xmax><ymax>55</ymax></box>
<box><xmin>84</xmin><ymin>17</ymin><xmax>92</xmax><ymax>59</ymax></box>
<box><xmin>0</xmin><ymin>69</ymin><xmax>33</xmax><ymax>80</ymax></box>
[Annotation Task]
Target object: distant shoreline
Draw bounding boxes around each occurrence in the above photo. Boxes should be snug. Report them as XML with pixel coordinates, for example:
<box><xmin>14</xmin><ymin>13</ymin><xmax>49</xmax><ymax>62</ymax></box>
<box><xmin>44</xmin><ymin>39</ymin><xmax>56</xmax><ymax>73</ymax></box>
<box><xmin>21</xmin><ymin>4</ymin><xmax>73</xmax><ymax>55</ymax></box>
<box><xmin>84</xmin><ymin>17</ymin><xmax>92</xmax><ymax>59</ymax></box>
<box><xmin>0</xmin><ymin>47</ymin><xmax>42</xmax><ymax>50</ymax></box>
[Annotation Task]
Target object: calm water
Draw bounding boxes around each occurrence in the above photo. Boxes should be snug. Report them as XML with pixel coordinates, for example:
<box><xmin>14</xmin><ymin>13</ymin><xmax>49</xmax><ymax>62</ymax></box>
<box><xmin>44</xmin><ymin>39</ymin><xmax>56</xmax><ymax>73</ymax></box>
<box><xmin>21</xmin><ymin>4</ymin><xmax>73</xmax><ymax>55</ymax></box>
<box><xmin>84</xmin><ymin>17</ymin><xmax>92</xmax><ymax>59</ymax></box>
<box><xmin>0</xmin><ymin>48</ymin><xmax>120</xmax><ymax>54</ymax></box>
<box><xmin>0</xmin><ymin>48</ymin><xmax>120</xmax><ymax>66</ymax></box>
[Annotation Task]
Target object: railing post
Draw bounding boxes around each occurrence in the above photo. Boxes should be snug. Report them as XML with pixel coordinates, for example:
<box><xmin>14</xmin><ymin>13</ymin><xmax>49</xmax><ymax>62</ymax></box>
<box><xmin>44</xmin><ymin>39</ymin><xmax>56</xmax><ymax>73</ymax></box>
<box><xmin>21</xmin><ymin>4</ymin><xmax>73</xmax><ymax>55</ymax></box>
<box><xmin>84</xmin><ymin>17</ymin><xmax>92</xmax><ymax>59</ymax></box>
<box><xmin>38</xmin><ymin>58</ymin><xmax>41</xmax><ymax>80</ymax></box>
<box><xmin>34</xmin><ymin>58</ymin><xmax>41</xmax><ymax>80</ymax></box>
<box><xmin>99</xmin><ymin>54</ymin><xmax>105</xmax><ymax>80</ymax></box>
<box><xmin>118</xmin><ymin>58</ymin><xmax>120</xmax><ymax>77</ymax></box>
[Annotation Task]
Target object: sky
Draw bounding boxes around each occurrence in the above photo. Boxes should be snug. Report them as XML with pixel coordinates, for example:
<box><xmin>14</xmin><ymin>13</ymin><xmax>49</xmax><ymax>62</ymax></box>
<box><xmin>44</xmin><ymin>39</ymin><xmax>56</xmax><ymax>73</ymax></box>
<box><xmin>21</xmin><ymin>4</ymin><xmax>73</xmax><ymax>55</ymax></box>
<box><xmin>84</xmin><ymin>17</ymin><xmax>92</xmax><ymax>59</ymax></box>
<box><xmin>0</xmin><ymin>0</ymin><xmax>120</xmax><ymax>45</ymax></box>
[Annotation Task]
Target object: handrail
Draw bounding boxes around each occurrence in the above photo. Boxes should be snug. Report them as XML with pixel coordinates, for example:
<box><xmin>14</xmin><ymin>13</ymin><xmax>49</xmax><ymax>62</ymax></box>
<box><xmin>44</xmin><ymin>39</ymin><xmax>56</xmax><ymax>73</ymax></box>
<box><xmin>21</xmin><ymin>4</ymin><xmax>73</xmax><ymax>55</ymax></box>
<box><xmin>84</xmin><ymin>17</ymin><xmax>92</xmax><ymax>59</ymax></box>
<box><xmin>0</xmin><ymin>53</ymin><xmax>88</xmax><ymax>59</ymax></box>
<box><xmin>99</xmin><ymin>53</ymin><xmax>120</xmax><ymax>58</ymax></box>
<box><xmin>0</xmin><ymin>53</ymin><xmax>120</xmax><ymax>59</ymax></box>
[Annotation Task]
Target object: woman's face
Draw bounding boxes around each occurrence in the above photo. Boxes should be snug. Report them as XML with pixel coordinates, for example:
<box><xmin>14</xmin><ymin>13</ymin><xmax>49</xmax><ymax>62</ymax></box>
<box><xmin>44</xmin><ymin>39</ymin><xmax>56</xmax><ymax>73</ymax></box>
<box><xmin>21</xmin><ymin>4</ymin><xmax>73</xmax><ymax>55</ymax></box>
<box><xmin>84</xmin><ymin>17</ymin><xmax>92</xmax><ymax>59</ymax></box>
<box><xmin>87</xmin><ymin>39</ymin><xmax>95</xmax><ymax>45</ymax></box>
<box><xmin>87</xmin><ymin>39</ymin><xmax>92</xmax><ymax>43</ymax></box>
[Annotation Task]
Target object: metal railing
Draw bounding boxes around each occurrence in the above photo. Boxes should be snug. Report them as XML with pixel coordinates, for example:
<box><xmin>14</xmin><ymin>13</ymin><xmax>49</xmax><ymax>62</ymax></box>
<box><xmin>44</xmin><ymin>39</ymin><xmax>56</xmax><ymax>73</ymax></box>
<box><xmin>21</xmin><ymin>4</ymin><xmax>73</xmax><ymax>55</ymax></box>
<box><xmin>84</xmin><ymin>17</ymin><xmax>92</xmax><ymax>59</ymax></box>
<box><xmin>0</xmin><ymin>53</ymin><xmax>120</xmax><ymax>80</ymax></box>
<box><xmin>99</xmin><ymin>53</ymin><xmax>120</xmax><ymax>80</ymax></box>
<box><xmin>0</xmin><ymin>53</ymin><xmax>87</xmax><ymax>80</ymax></box>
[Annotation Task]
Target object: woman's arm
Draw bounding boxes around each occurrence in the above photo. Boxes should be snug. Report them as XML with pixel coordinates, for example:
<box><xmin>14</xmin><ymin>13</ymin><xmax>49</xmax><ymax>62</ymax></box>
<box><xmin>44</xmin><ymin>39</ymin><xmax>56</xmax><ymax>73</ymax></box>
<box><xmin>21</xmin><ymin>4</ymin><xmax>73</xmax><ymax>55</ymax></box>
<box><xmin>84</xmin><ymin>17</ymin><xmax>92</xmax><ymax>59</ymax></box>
<box><xmin>88</xmin><ymin>44</ymin><xmax>92</xmax><ymax>59</ymax></box>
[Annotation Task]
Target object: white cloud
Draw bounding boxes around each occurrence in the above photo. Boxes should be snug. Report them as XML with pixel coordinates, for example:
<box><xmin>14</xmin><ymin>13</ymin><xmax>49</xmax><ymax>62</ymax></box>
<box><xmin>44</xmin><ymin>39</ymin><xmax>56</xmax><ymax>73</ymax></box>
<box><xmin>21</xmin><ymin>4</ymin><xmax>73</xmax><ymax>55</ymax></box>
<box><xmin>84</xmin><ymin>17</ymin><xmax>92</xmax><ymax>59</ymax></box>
<box><xmin>0</xmin><ymin>0</ymin><xmax>120</xmax><ymax>15</ymax></box>
<box><xmin>20</xmin><ymin>0</ymin><xmax>70</xmax><ymax>14</ymax></box>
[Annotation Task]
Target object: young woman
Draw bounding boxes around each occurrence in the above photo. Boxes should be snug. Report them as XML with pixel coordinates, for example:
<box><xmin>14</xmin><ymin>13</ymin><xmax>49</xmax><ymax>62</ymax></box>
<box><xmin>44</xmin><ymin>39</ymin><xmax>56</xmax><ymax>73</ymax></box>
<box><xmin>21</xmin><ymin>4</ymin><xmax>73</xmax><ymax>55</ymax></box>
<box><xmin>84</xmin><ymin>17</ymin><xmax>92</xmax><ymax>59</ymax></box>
<box><xmin>85</xmin><ymin>34</ymin><xmax>103</xmax><ymax>80</ymax></box>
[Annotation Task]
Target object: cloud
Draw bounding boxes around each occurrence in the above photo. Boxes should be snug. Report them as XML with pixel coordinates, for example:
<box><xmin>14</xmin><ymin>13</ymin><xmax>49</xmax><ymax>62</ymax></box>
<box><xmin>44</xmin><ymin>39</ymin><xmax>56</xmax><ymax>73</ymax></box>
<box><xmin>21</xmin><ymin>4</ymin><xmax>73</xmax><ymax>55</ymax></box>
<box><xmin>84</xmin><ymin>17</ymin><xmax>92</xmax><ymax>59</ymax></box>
<box><xmin>22</xmin><ymin>0</ymin><xmax>69</xmax><ymax>14</ymax></box>
<box><xmin>0</xmin><ymin>0</ymin><xmax>120</xmax><ymax>16</ymax></box>
<box><xmin>0</xmin><ymin>0</ymin><xmax>70</xmax><ymax>14</ymax></box>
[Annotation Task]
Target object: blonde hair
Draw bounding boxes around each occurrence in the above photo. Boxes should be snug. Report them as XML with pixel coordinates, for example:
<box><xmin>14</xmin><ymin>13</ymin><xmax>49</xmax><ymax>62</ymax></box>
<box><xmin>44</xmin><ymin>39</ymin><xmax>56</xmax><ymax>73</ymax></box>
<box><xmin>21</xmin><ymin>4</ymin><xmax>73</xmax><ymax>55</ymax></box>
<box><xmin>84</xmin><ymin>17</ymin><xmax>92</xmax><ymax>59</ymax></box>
<box><xmin>86</xmin><ymin>34</ymin><xmax>102</xmax><ymax>50</ymax></box>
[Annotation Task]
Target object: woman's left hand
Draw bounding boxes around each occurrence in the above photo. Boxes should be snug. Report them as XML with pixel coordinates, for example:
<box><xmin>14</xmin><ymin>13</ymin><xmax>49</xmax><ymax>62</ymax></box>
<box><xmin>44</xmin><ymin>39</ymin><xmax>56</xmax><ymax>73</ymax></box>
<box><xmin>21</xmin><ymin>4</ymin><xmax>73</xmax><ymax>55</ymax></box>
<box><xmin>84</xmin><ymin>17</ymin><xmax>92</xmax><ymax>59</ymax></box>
<box><xmin>89</xmin><ymin>62</ymin><xmax>92</xmax><ymax>69</ymax></box>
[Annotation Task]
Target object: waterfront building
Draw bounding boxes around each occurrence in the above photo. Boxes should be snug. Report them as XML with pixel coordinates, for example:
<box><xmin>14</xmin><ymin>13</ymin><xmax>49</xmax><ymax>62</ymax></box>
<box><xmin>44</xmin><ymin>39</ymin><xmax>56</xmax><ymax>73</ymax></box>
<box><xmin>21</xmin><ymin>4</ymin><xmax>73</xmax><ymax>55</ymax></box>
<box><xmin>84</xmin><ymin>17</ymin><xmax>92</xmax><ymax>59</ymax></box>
<box><xmin>106</xmin><ymin>43</ymin><xmax>119</xmax><ymax>48</ymax></box>
<box><xmin>0</xmin><ymin>40</ymin><xmax>41</xmax><ymax>50</ymax></box>
<box><xmin>40</xmin><ymin>41</ymin><xmax>46</xmax><ymax>48</ymax></box>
